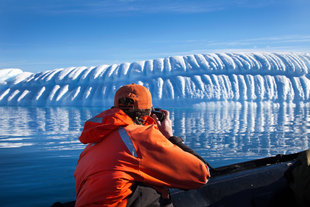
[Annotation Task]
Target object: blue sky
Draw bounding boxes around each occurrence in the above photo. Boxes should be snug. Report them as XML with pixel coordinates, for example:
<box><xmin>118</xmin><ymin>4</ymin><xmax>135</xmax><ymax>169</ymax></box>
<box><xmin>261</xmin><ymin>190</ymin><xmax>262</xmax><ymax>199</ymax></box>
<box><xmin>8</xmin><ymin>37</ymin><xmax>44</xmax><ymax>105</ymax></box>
<box><xmin>0</xmin><ymin>0</ymin><xmax>310</xmax><ymax>73</ymax></box>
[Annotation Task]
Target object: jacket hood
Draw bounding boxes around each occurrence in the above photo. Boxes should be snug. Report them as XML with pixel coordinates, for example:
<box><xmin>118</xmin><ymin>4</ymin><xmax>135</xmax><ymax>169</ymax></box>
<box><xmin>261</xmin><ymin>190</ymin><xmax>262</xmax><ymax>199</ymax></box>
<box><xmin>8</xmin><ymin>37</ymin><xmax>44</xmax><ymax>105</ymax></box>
<box><xmin>79</xmin><ymin>108</ymin><xmax>135</xmax><ymax>144</ymax></box>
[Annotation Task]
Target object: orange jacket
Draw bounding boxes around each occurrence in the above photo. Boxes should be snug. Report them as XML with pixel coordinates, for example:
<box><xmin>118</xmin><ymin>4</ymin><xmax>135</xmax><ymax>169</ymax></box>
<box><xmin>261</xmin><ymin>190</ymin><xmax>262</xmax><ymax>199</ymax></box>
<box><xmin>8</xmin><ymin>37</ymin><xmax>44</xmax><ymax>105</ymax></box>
<box><xmin>74</xmin><ymin>108</ymin><xmax>209</xmax><ymax>207</ymax></box>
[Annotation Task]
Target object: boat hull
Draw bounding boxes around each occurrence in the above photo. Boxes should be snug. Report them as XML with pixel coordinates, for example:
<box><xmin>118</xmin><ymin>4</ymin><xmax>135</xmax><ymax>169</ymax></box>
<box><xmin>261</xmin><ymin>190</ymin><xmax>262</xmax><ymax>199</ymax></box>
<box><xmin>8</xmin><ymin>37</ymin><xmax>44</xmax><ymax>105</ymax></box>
<box><xmin>171</xmin><ymin>162</ymin><xmax>295</xmax><ymax>207</ymax></box>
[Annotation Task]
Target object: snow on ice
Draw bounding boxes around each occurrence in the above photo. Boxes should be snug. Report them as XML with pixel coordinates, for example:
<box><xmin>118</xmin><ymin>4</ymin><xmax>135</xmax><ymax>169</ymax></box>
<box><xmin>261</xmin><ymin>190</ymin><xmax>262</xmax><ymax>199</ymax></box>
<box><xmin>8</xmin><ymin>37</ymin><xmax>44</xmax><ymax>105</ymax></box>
<box><xmin>0</xmin><ymin>52</ymin><xmax>310</xmax><ymax>107</ymax></box>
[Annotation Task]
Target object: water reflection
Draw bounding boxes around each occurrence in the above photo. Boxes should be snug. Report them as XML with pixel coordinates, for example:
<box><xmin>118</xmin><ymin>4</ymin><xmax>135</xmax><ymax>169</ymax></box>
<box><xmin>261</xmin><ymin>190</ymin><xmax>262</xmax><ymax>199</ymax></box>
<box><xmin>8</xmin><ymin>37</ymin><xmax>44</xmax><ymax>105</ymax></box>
<box><xmin>0</xmin><ymin>104</ymin><xmax>310</xmax><ymax>207</ymax></box>
<box><xmin>170</xmin><ymin>102</ymin><xmax>310</xmax><ymax>166</ymax></box>
<box><xmin>0</xmin><ymin>104</ymin><xmax>309</xmax><ymax>165</ymax></box>
<box><xmin>0</xmin><ymin>107</ymin><xmax>103</xmax><ymax>153</ymax></box>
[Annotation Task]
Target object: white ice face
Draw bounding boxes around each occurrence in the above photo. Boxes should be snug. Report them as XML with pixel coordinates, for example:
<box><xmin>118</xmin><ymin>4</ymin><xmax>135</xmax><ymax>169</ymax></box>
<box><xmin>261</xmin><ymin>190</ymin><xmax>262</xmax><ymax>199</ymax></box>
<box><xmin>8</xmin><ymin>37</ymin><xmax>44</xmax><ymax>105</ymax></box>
<box><xmin>0</xmin><ymin>52</ymin><xmax>310</xmax><ymax>106</ymax></box>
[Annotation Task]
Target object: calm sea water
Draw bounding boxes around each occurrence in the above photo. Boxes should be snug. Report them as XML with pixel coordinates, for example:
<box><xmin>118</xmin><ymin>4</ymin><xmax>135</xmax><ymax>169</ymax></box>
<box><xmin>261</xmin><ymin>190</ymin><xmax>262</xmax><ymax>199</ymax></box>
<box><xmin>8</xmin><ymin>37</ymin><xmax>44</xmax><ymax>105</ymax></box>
<box><xmin>0</xmin><ymin>103</ymin><xmax>309</xmax><ymax>207</ymax></box>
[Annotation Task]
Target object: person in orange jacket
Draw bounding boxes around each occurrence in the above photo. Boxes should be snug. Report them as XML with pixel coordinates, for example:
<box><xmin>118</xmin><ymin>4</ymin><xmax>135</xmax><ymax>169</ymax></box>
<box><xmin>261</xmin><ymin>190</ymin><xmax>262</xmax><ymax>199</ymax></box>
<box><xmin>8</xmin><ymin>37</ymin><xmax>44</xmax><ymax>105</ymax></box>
<box><xmin>74</xmin><ymin>83</ymin><xmax>210</xmax><ymax>207</ymax></box>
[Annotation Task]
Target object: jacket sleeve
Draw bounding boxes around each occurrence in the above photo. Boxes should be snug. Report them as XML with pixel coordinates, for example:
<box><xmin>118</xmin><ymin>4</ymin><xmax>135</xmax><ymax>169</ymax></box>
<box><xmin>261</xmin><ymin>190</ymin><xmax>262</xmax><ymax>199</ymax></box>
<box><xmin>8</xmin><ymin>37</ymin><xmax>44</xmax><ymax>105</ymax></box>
<box><xmin>168</xmin><ymin>136</ymin><xmax>206</xmax><ymax>163</ymax></box>
<box><xmin>169</xmin><ymin>136</ymin><xmax>215</xmax><ymax>173</ymax></box>
<box><xmin>127</xmin><ymin>125</ymin><xmax>210</xmax><ymax>190</ymax></box>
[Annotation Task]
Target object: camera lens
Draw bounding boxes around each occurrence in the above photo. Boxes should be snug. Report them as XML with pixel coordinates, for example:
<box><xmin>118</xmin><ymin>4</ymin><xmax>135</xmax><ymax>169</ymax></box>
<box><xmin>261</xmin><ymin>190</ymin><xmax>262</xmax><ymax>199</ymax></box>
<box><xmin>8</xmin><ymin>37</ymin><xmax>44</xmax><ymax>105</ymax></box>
<box><xmin>152</xmin><ymin>108</ymin><xmax>165</xmax><ymax>122</ymax></box>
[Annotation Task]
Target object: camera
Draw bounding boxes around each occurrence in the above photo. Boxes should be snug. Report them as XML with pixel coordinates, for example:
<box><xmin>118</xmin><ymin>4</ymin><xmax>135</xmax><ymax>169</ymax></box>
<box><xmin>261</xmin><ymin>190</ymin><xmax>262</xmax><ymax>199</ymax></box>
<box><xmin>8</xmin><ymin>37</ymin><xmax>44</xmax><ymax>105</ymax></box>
<box><xmin>151</xmin><ymin>108</ymin><xmax>165</xmax><ymax>122</ymax></box>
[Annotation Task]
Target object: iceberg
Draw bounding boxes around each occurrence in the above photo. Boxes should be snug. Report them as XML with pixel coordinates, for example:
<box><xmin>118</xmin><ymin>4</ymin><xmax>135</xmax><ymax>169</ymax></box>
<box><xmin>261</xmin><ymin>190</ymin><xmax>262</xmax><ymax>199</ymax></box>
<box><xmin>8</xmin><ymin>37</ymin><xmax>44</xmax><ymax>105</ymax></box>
<box><xmin>1</xmin><ymin>52</ymin><xmax>310</xmax><ymax>107</ymax></box>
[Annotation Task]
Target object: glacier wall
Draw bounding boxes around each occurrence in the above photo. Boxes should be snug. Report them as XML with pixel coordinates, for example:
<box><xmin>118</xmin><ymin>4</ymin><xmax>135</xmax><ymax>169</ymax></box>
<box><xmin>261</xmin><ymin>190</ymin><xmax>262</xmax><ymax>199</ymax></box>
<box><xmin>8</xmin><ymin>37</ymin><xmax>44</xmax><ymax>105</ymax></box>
<box><xmin>1</xmin><ymin>52</ymin><xmax>310</xmax><ymax>107</ymax></box>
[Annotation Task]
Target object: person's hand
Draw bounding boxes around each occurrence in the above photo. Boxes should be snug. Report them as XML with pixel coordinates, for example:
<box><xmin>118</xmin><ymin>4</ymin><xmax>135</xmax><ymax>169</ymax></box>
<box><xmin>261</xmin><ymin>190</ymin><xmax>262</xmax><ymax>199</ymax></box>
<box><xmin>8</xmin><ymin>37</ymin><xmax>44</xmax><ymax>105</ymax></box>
<box><xmin>152</xmin><ymin>109</ymin><xmax>173</xmax><ymax>139</ymax></box>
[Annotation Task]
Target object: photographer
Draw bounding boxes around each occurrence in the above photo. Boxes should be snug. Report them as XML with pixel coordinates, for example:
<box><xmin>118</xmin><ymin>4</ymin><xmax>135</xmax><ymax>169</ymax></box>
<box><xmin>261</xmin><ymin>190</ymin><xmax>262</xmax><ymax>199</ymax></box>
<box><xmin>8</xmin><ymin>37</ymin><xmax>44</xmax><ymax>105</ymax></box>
<box><xmin>74</xmin><ymin>83</ymin><xmax>210</xmax><ymax>207</ymax></box>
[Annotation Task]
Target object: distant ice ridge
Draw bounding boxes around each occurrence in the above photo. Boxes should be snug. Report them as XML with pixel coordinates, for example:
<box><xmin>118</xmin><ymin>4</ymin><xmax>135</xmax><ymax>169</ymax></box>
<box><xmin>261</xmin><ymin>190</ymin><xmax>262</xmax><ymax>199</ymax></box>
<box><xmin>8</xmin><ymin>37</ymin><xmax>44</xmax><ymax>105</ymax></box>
<box><xmin>1</xmin><ymin>52</ymin><xmax>310</xmax><ymax>107</ymax></box>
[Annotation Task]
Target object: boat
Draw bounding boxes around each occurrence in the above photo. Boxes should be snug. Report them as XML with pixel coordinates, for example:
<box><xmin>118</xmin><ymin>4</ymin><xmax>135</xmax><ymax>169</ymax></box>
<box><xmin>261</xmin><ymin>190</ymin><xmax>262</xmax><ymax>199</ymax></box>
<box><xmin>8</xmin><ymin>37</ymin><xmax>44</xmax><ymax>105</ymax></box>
<box><xmin>52</xmin><ymin>150</ymin><xmax>307</xmax><ymax>207</ymax></box>
<box><xmin>171</xmin><ymin>151</ymin><xmax>305</xmax><ymax>207</ymax></box>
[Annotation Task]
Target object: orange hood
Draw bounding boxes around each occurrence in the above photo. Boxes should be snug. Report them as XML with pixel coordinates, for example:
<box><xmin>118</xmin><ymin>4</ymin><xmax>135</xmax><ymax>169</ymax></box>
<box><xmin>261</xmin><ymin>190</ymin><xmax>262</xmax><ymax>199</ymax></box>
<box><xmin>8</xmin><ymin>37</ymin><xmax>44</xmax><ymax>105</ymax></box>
<box><xmin>79</xmin><ymin>108</ymin><xmax>155</xmax><ymax>144</ymax></box>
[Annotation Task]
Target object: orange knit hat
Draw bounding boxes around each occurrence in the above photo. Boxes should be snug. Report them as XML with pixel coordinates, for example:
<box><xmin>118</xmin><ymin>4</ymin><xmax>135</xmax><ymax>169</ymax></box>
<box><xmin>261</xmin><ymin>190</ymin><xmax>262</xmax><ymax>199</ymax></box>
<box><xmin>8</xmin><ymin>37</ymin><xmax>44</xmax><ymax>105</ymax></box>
<box><xmin>114</xmin><ymin>83</ymin><xmax>152</xmax><ymax>109</ymax></box>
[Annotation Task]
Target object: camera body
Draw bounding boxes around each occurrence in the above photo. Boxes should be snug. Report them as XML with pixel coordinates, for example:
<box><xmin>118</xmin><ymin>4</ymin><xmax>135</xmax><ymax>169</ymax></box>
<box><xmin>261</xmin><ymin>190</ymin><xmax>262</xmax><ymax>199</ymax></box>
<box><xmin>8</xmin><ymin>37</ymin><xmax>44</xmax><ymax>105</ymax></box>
<box><xmin>151</xmin><ymin>108</ymin><xmax>165</xmax><ymax>122</ymax></box>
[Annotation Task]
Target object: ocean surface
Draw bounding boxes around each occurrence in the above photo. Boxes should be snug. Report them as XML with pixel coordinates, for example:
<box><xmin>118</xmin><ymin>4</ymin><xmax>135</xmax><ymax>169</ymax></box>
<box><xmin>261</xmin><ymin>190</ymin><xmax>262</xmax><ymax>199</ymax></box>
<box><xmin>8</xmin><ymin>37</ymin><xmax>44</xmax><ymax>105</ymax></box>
<box><xmin>1</xmin><ymin>103</ymin><xmax>310</xmax><ymax>207</ymax></box>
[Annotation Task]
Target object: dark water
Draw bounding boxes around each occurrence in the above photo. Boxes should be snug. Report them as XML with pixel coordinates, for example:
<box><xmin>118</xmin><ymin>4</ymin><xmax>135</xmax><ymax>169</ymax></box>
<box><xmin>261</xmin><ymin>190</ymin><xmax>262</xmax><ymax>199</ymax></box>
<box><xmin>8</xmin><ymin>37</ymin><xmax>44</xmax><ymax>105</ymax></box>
<box><xmin>0</xmin><ymin>103</ymin><xmax>309</xmax><ymax>207</ymax></box>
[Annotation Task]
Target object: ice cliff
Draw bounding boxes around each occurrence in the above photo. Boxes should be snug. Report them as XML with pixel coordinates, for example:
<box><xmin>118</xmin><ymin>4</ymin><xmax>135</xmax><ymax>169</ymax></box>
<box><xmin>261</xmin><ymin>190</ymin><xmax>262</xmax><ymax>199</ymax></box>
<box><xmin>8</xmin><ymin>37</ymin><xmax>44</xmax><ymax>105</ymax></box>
<box><xmin>1</xmin><ymin>52</ymin><xmax>310</xmax><ymax>107</ymax></box>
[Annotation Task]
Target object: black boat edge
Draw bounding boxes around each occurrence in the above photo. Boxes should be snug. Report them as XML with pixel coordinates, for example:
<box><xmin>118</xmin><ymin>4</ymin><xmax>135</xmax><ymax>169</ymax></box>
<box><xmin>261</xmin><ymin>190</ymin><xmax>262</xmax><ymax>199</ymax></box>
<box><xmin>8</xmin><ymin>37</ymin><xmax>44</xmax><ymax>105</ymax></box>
<box><xmin>171</xmin><ymin>149</ymin><xmax>309</xmax><ymax>207</ymax></box>
<box><xmin>52</xmin><ymin>149</ymin><xmax>309</xmax><ymax>207</ymax></box>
